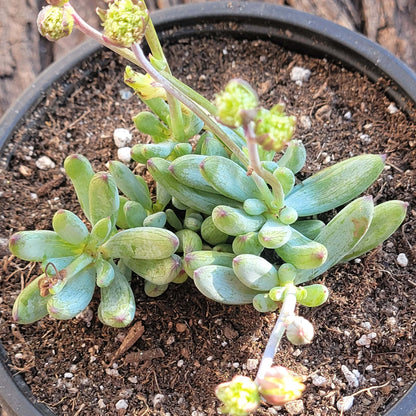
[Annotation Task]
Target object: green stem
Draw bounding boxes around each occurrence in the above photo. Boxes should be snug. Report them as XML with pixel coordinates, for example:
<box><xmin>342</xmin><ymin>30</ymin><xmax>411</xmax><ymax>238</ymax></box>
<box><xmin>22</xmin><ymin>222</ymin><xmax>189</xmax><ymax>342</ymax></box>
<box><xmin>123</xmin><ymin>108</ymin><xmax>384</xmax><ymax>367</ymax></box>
<box><xmin>131</xmin><ymin>43</ymin><xmax>249</xmax><ymax>166</ymax></box>
<box><xmin>255</xmin><ymin>285</ymin><xmax>297</xmax><ymax>382</ymax></box>
<box><xmin>66</xmin><ymin>3</ymin><xmax>139</xmax><ymax>66</ymax></box>
<box><xmin>245</xmin><ymin>124</ymin><xmax>285</xmax><ymax>210</ymax></box>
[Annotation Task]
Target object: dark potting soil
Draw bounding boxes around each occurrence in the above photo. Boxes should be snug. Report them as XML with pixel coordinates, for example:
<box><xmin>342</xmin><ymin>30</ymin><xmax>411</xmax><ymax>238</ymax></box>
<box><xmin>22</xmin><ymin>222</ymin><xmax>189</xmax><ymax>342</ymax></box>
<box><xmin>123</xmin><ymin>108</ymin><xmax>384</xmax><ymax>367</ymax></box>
<box><xmin>0</xmin><ymin>34</ymin><xmax>415</xmax><ymax>416</ymax></box>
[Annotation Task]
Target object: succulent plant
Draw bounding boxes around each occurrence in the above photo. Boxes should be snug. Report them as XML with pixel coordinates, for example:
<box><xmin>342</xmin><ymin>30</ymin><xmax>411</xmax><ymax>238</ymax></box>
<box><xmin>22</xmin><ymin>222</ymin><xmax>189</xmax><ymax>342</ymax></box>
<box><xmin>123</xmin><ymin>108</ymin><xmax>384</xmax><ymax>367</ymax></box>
<box><xmin>10</xmin><ymin>154</ymin><xmax>179</xmax><ymax>327</ymax></box>
<box><xmin>23</xmin><ymin>1</ymin><xmax>411</xmax><ymax>413</ymax></box>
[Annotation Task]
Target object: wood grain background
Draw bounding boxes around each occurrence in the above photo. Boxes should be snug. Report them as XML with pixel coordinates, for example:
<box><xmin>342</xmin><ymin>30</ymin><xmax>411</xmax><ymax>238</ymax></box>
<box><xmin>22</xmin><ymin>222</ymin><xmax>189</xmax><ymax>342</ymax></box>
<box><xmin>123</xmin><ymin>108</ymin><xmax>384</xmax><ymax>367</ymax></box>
<box><xmin>0</xmin><ymin>0</ymin><xmax>415</xmax><ymax>117</ymax></box>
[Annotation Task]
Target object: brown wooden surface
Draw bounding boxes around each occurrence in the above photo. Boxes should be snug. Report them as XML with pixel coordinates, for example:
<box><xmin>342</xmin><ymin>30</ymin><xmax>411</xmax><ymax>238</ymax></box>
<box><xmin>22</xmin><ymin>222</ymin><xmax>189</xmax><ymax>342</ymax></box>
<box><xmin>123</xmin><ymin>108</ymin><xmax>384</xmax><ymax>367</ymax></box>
<box><xmin>0</xmin><ymin>0</ymin><xmax>415</xmax><ymax>117</ymax></box>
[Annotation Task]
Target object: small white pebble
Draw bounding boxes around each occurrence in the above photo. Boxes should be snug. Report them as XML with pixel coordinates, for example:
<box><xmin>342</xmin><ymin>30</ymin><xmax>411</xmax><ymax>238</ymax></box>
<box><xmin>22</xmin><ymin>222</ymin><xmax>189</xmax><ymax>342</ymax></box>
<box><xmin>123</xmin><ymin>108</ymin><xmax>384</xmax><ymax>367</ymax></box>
<box><xmin>361</xmin><ymin>321</ymin><xmax>371</xmax><ymax>330</ymax></box>
<box><xmin>119</xmin><ymin>89</ymin><xmax>133</xmax><ymax>100</ymax></box>
<box><xmin>113</xmin><ymin>128</ymin><xmax>132</xmax><ymax>148</ymax></box>
<box><xmin>206</xmin><ymin>356</ymin><xmax>213</xmax><ymax>361</ymax></box>
<box><xmin>341</xmin><ymin>365</ymin><xmax>360</xmax><ymax>388</ymax></box>
<box><xmin>365</xmin><ymin>364</ymin><xmax>374</xmax><ymax>372</ymax></box>
<box><xmin>344</xmin><ymin>111</ymin><xmax>352</xmax><ymax>119</ymax></box>
<box><xmin>359</xmin><ymin>133</ymin><xmax>371</xmax><ymax>144</ymax></box>
<box><xmin>299</xmin><ymin>115</ymin><xmax>312</xmax><ymax>130</ymax></box>
<box><xmin>105</xmin><ymin>368</ymin><xmax>119</xmax><ymax>377</ymax></box>
<box><xmin>117</xmin><ymin>146</ymin><xmax>131</xmax><ymax>163</ymax></box>
<box><xmin>337</xmin><ymin>395</ymin><xmax>354</xmax><ymax>411</ymax></box>
<box><xmin>387</xmin><ymin>103</ymin><xmax>399</xmax><ymax>114</ymax></box>
<box><xmin>153</xmin><ymin>394</ymin><xmax>166</xmax><ymax>407</ymax></box>
<box><xmin>397</xmin><ymin>253</ymin><xmax>408</xmax><ymax>267</ymax></box>
<box><xmin>64</xmin><ymin>372</ymin><xmax>73</xmax><ymax>379</ymax></box>
<box><xmin>36</xmin><ymin>156</ymin><xmax>55</xmax><ymax>170</ymax></box>
<box><xmin>293</xmin><ymin>349</ymin><xmax>302</xmax><ymax>357</ymax></box>
<box><xmin>290</xmin><ymin>66</ymin><xmax>311</xmax><ymax>83</ymax></box>
<box><xmin>312</xmin><ymin>375</ymin><xmax>327</xmax><ymax>387</ymax></box>
<box><xmin>89</xmin><ymin>356</ymin><xmax>97</xmax><ymax>363</ymax></box>
<box><xmin>221</xmin><ymin>341</ymin><xmax>228</xmax><ymax>347</ymax></box>
<box><xmin>128</xmin><ymin>376</ymin><xmax>138</xmax><ymax>384</ymax></box>
<box><xmin>386</xmin><ymin>317</ymin><xmax>397</xmax><ymax>327</ymax></box>
<box><xmin>232</xmin><ymin>362</ymin><xmax>240</xmax><ymax>368</ymax></box>
<box><xmin>222</xmin><ymin>48</ymin><xmax>228</xmax><ymax>55</ymax></box>
<box><xmin>115</xmin><ymin>399</ymin><xmax>128</xmax><ymax>410</ymax></box>
<box><xmin>98</xmin><ymin>399</ymin><xmax>106</xmax><ymax>409</ymax></box>
<box><xmin>177</xmin><ymin>360</ymin><xmax>184</xmax><ymax>367</ymax></box>
<box><xmin>246</xmin><ymin>358</ymin><xmax>259</xmax><ymax>371</ymax></box>
<box><xmin>356</xmin><ymin>334</ymin><xmax>372</xmax><ymax>347</ymax></box>
<box><xmin>30</xmin><ymin>192</ymin><xmax>38</xmax><ymax>200</ymax></box>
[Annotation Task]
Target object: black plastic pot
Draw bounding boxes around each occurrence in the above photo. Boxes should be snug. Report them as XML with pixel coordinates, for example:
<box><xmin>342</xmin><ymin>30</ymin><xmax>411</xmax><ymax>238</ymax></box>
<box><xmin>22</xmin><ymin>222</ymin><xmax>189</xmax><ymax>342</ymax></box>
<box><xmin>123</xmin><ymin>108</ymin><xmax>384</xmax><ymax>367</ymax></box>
<box><xmin>0</xmin><ymin>3</ymin><xmax>415</xmax><ymax>415</ymax></box>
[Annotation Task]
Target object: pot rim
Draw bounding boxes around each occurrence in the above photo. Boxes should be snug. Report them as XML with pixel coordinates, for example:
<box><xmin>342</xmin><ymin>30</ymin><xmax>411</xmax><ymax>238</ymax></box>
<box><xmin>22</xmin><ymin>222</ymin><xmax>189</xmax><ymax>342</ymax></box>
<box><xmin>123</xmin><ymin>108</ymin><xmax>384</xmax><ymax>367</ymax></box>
<box><xmin>0</xmin><ymin>3</ymin><xmax>415</xmax><ymax>416</ymax></box>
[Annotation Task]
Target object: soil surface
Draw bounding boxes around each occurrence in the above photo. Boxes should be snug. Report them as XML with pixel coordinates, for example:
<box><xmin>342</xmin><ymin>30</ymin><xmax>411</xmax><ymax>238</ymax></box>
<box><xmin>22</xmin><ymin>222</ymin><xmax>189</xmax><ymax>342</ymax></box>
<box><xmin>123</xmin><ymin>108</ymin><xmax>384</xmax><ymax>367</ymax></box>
<box><xmin>0</xmin><ymin>34</ymin><xmax>415</xmax><ymax>416</ymax></box>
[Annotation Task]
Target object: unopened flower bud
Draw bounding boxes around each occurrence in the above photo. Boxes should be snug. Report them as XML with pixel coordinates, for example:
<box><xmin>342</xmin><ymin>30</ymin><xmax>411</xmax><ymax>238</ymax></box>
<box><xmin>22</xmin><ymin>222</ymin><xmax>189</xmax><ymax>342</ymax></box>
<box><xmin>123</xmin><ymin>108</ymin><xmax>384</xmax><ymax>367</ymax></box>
<box><xmin>254</xmin><ymin>104</ymin><xmax>296</xmax><ymax>152</ymax></box>
<box><xmin>37</xmin><ymin>5</ymin><xmax>74</xmax><ymax>41</ymax></box>
<box><xmin>101</xmin><ymin>0</ymin><xmax>149</xmax><ymax>47</ymax></box>
<box><xmin>215</xmin><ymin>79</ymin><xmax>258</xmax><ymax>127</ymax></box>
<box><xmin>286</xmin><ymin>316</ymin><xmax>314</xmax><ymax>345</ymax></box>
<box><xmin>124</xmin><ymin>66</ymin><xmax>166</xmax><ymax>100</ymax></box>
<box><xmin>257</xmin><ymin>366</ymin><xmax>305</xmax><ymax>406</ymax></box>
<box><xmin>215</xmin><ymin>375</ymin><xmax>260</xmax><ymax>416</ymax></box>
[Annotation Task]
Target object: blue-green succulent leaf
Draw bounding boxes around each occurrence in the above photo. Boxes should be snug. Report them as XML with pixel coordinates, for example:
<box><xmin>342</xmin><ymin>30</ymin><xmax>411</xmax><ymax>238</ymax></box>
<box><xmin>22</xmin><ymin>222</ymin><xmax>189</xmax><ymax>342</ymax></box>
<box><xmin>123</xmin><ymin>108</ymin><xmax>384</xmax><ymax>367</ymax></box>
<box><xmin>52</xmin><ymin>209</ymin><xmax>89</xmax><ymax>246</ymax></box>
<box><xmin>147</xmin><ymin>157</ymin><xmax>241</xmax><ymax>214</ymax></box>
<box><xmin>183</xmin><ymin>250</ymin><xmax>235</xmax><ymax>278</ymax></box>
<box><xmin>64</xmin><ymin>154</ymin><xmax>95</xmax><ymax>221</ymax></box>
<box><xmin>285</xmin><ymin>154</ymin><xmax>384</xmax><ymax>216</ymax></box>
<box><xmin>124</xmin><ymin>254</ymin><xmax>182</xmax><ymax>285</ymax></box>
<box><xmin>12</xmin><ymin>274</ymin><xmax>51</xmax><ymax>324</ymax></box>
<box><xmin>89</xmin><ymin>172</ymin><xmax>120</xmax><ymax>226</ymax></box>
<box><xmin>100</xmin><ymin>227</ymin><xmax>179</xmax><ymax>260</ymax></box>
<box><xmin>98</xmin><ymin>263</ymin><xmax>135</xmax><ymax>327</ymax></box>
<box><xmin>342</xmin><ymin>200</ymin><xmax>407</xmax><ymax>262</ymax></box>
<box><xmin>47</xmin><ymin>264</ymin><xmax>96</xmax><ymax>320</ymax></box>
<box><xmin>200</xmin><ymin>156</ymin><xmax>262</xmax><ymax>202</ymax></box>
<box><xmin>9</xmin><ymin>230</ymin><xmax>81</xmax><ymax>262</ymax></box>
<box><xmin>295</xmin><ymin>196</ymin><xmax>374</xmax><ymax>284</ymax></box>
<box><xmin>194</xmin><ymin>265</ymin><xmax>260</xmax><ymax>304</ymax></box>
<box><xmin>212</xmin><ymin>205</ymin><xmax>265</xmax><ymax>236</ymax></box>
<box><xmin>233</xmin><ymin>254</ymin><xmax>279</xmax><ymax>291</ymax></box>
<box><xmin>277</xmin><ymin>139</ymin><xmax>306</xmax><ymax>174</ymax></box>
<box><xmin>169</xmin><ymin>154</ymin><xmax>220</xmax><ymax>193</ymax></box>
<box><xmin>108</xmin><ymin>160</ymin><xmax>152</xmax><ymax>210</ymax></box>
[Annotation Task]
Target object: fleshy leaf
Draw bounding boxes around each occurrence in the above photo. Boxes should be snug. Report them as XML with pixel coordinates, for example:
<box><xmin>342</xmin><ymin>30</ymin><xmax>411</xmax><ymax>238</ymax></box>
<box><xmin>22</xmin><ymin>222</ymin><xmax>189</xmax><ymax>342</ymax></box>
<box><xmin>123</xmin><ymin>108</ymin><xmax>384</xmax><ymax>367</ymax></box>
<box><xmin>147</xmin><ymin>157</ymin><xmax>241</xmax><ymax>214</ymax></box>
<box><xmin>89</xmin><ymin>172</ymin><xmax>120</xmax><ymax>226</ymax></box>
<box><xmin>200</xmin><ymin>156</ymin><xmax>262</xmax><ymax>202</ymax></box>
<box><xmin>285</xmin><ymin>154</ymin><xmax>384</xmax><ymax>216</ymax></box>
<box><xmin>342</xmin><ymin>200</ymin><xmax>407</xmax><ymax>262</ymax></box>
<box><xmin>194</xmin><ymin>265</ymin><xmax>260</xmax><ymax>305</ymax></box>
<box><xmin>98</xmin><ymin>263</ymin><xmax>135</xmax><ymax>327</ymax></box>
<box><xmin>52</xmin><ymin>209</ymin><xmax>89</xmax><ymax>246</ymax></box>
<box><xmin>108</xmin><ymin>160</ymin><xmax>152</xmax><ymax>210</ymax></box>
<box><xmin>9</xmin><ymin>230</ymin><xmax>81</xmax><ymax>262</ymax></box>
<box><xmin>233</xmin><ymin>254</ymin><xmax>279</xmax><ymax>291</ymax></box>
<box><xmin>100</xmin><ymin>227</ymin><xmax>179</xmax><ymax>260</ymax></box>
<box><xmin>295</xmin><ymin>196</ymin><xmax>374</xmax><ymax>284</ymax></box>
<box><xmin>64</xmin><ymin>154</ymin><xmax>95</xmax><ymax>221</ymax></box>
<box><xmin>47</xmin><ymin>265</ymin><xmax>96</xmax><ymax>320</ymax></box>
<box><xmin>124</xmin><ymin>254</ymin><xmax>182</xmax><ymax>285</ymax></box>
<box><xmin>12</xmin><ymin>274</ymin><xmax>51</xmax><ymax>324</ymax></box>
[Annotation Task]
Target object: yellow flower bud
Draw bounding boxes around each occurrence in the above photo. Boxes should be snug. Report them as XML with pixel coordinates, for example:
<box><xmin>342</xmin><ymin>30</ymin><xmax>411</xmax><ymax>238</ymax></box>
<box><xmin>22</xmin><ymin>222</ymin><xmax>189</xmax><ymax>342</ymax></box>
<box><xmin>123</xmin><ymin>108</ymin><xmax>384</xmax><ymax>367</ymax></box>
<box><xmin>102</xmin><ymin>0</ymin><xmax>149</xmax><ymax>47</ymax></box>
<box><xmin>215</xmin><ymin>375</ymin><xmax>260</xmax><ymax>416</ymax></box>
<box><xmin>37</xmin><ymin>5</ymin><xmax>74</xmax><ymax>41</ymax></box>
